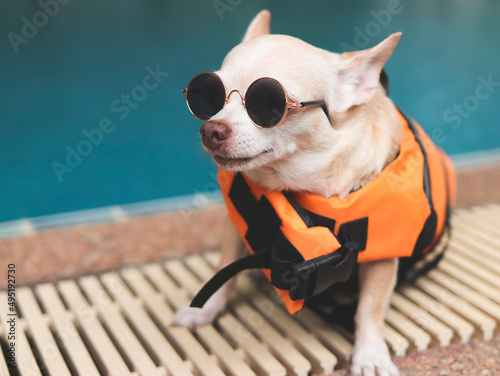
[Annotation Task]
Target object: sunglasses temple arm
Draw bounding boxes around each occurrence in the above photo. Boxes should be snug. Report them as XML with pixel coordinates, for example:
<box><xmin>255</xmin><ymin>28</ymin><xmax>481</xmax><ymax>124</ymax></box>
<box><xmin>300</xmin><ymin>100</ymin><xmax>330</xmax><ymax>122</ymax></box>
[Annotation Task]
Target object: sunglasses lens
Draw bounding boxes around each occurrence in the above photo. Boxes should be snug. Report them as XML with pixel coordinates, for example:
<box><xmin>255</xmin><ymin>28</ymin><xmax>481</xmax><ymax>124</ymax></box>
<box><xmin>186</xmin><ymin>73</ymin><xmax>226</xmax><ymax>120</ymax></box>
<box><xmin>246</xmin><ymin>78</ymin><xmax>286</xmax><ymax>127</ymax></box>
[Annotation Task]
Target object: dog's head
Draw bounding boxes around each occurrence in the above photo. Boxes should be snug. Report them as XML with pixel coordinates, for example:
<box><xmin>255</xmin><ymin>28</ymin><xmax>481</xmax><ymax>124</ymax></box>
<box><xmin>190</xmin><ymin>10</ymin><xmax>401</xmax><ymax>195</ymax></box>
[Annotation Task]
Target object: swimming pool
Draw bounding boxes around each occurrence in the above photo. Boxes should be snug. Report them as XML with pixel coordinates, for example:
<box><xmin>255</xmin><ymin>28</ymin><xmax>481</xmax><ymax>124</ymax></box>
<box><xmin>1</xmin><ymin>0</ymin><xmax>499</xmax><ymax>223</ymax></box>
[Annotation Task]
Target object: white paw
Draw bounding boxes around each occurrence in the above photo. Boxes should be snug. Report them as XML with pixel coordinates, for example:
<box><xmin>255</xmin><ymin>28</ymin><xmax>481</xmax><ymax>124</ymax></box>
<box><xmin>171</xmin><ymin>304</ymin><xmax>222</xmax><ymax>329</ymax></box>
<box><xmin>351</xmin><ymin>341</ymin><xmax>399</xmax><ymax>376</ymax></box>
<box><xmin>171</xmin><ymin>287</ymin><xmax>229</xmax><ymax>329</ymax></box>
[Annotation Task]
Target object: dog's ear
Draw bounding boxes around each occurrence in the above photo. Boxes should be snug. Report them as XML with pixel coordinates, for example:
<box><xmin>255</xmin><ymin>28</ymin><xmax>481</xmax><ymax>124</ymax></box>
<box><xmin>334</xmin><ymin>32</ymin><xmax>401</xmax><ymax>112</ymax></box>
<box><xmin>242</xmin><ymin>10</ymin><xmax>271</xmax><ymax>42</ymax></box>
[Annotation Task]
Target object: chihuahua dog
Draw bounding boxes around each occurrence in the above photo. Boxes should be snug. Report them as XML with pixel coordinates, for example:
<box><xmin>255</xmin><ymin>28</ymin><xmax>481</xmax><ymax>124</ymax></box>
<box><xmin>173</xmin><ymin>10</ymin><xmax>447</xmax><ymax>376</ymax></box>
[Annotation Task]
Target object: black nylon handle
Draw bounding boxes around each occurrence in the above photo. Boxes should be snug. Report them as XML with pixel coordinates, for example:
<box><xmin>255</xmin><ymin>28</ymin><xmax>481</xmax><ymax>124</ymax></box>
<box><xmin>190</xmin><ymin>249</ymin><xmax>272</xmax><ymax>308</ymax></box>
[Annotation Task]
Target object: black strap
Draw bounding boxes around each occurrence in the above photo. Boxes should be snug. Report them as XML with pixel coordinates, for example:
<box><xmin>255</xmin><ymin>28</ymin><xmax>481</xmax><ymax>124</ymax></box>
<box><xmin>190</xmin><ymin>240</ymin><xmax>361</xmax><ymax>308</ymax></box>
<box><xmin>189</xmin><ymin>242</ymin><xmax>310</xmax><ymax>308</ymax></box>
<box><xmin>397</xmin><ymin>108</ymin><xmax>451</xmax><ymax>281</ymax></box>
<box><xmin>402</xmin><ymin>150</ymin><xmax>453</xmax><ymax>282</ymax></box>
<box><xmin>190</xmin><ymin>248</ymin><xmax>272</xmax><ymax>308</ymax></box>
<box><xmin>439</xmin><ymin>151</ymin><xmax>453</xmax><ymax>230</ymax></box>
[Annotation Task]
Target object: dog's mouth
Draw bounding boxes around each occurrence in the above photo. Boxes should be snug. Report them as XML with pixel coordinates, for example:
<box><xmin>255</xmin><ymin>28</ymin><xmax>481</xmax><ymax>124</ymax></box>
<box><xmin>213</xmin><ymin>149</ymin><xmax>272</xmax><ymax>169</ymax></box>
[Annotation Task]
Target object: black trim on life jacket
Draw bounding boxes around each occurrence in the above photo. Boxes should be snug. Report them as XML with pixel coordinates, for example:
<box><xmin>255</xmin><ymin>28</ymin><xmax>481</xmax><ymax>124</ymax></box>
<box><xmin>440</xmin><ymin>151</ymin><xmax>453</xmax><ymax>230</ymax></box>
<box><xmin>401</xmin><ymin>110</ymin><xmax>437</xmax><ymax>255</ymax></box>
<box><xmin>284</xmin><ymin>193</ymin><xmax>369</xmax><ymax>251</ymax></box>
<box><xmin>397</xmin><ymin>109</ymin><xmax>452</xmax><ymax>282</ymax></box>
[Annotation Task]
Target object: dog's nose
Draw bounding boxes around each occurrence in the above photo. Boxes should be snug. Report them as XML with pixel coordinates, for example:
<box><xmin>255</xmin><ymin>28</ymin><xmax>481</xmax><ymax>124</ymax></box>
<box><xmin>200</xmin><ymin>121</ymin><xmax>231</xmax><ymax>151</ymax></box>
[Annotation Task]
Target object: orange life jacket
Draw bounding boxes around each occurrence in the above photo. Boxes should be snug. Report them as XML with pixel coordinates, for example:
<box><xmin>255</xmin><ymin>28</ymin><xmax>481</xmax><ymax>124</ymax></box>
<box><xmin>191</xmin><ymin>108</ymin><xmax>456</xmax><ymax>315</ymax></box>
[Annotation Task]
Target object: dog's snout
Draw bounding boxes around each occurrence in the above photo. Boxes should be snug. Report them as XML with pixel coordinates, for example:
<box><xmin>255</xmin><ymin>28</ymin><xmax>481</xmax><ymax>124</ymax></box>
<box><xmin>200</xmin><ymin>121</ymin><xmax>232</xmax><ymax>151</ymax></box>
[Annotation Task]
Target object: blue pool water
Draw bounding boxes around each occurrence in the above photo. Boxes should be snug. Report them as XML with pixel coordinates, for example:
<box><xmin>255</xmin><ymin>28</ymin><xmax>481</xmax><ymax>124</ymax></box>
<box><xmin>1</xmin><ymin>0</ymin><xmax>500</xmax><ymax>222</ymax></box>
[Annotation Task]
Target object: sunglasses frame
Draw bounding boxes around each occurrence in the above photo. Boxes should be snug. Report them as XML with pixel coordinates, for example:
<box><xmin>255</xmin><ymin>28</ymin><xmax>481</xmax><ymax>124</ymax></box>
<box><xmin>182</xmin><ymin>71</ymin><xmax>329</xmax><ymax>128</ymax></box>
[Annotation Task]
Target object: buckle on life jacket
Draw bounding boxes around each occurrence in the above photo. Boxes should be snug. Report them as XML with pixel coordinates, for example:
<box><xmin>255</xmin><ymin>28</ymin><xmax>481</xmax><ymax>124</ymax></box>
<box><xmin>189</xmin><ymin>238</ymin><xmax>360</xmax><ymax>309</ymax></box>
<box><xmin>289</xmin><ymin>239</ymin><xmax>360</xmax><ymax>301</ymax></box>
<box><xmin>189</xmin><ymin>172</ymin><xmax>367</xmax><ymax>310</ymax></box>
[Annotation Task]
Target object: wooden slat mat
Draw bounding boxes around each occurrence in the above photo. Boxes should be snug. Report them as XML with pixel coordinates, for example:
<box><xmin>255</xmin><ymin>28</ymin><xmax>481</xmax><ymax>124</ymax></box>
<box><xmin>1</xmin><ymin>204</ymin><xmax>500</xmax><ymax>375</ymax></box>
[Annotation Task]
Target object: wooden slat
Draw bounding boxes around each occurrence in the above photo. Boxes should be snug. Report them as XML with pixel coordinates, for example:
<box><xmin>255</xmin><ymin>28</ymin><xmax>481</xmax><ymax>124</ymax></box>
<box><xmin>450</xmin><ymin>221</ymin><xmax>500</xmax><ymax>264</ymax></box>
<box><xmin>57</xmin><ymin>280</ymin><xmax>136</xmax><ymax>376</ymax></box>
<box><xmin>470</xmin><ymin>205</ymin><xmax>500</xmax><ymax>226</ymax></box>
<box><xmin>121</xmin><ymin>267</ymin><xmax>254</xmax><ymax>376</ymax></box>
<box><xmin>0</xmin><ymin>291</ymin><xmax>42</xmax><ymax>376</ymax></box>
<box><xmin>445</xmin><ymin>244</ymin><xmax>500</xmax><ymax>287</ymax></box>
<box><xmin>163</xmin><ymin>258</ymin><xmax>287</xmax><ymax>376</ymax></box>
<box><xmin>448</xmin><ymin>231</ymin><xmax>500</xmax><ymax>264</ymax></box>
<box><xmin>456</xmin><ymin>208</ymin><xmax>500</xmax><ymax>239</ymax></box>
<box><xmin>0</xmin><ymin>349</ymin><xmax>8</xmax><ymax>376</ymax></box>
<box><xmin>16</xmin><ymin>287</ymin><xmax>72</xmax><ymax>376</ymax></box>
<box><xmin>294</xmin><ymin>309</ymin><xmax>353</xmax><ymax>368</ymax></box>
<box><xmin>398</xmin><ymin>284</ymin><xmax>474</xmax><ymax>342</ymax></box>
<box><xmin>100</xmin><ymin>272</ymin><xmax>195</xmax><ymax>376</ymax></box>
<box><xmin>11</xmin><ymin>323</ymin><xmax>42</xmax><ymax>376</ymax></box>
<box><xmin>184</xmin><ymin>254</ymin><xmax>217</xmax><ymax>282</ymax></box>
<box><xmin>191</xmin><ymin>254</ymin><xmax>337</xmax><ymax>375</ymax></box>
<box><xmin>217</xmin><ymin>313</ymin><xmax>287</xmax><ymax>376</ymax></box>
<box><xmin>205</xmin><ymin>251</ymin><xmax>221</xmax><ymax>269</ymax></box>
<box><xmin>127</xmin><ymin>267</ymin><xmax>254</xmax><ymax>376</ymax></box>
<box><xmin>141</xmin><ymin>264</ymin><xmax>257</xmax><ymax>376</ymax></box>
<box><xmin>390</xmin><ymin>293</ymin><xmax>453</xmax><ymax>347</ymax></box>
<box><xmin>186</xmin><ymin>256</ymin><xmax>312</xmax><ymax>375</ymax></box>
<box><xmin>78</xmin><ymin>276</ymin><xmax>164</xmax><ymax>376</ymax></box>
<box><xmin>453</xmin><ymin>211</ymin><xmax>500</xmax><ymax>245</ymax></box>
<box><xmin>245</xmin><ymin>287</ymin><xmax>338</xmax><ymax>374</ymax></box>
<box><xmin>414</xmin><ymin>277</ymin><xmax>496</xmax><ymax>340</ymax></box>
<box><xmin>0</xmin><ymin>292</ymin><xmax>13</xmax><ymax>376</ymax></box>
<box><xmin>382</xmin><ymin>323</ymin><xmax>410</xmax><ymax>356</ymax></box>
<box><xmin>164</xmin><ymin>259</ymin><xmax>202</xmax><ymax>296</ymax></box>
<box><xmin>437</xmin><ymin>260</ymin><xmax>500</xmax><ymax>305</ymax></box>
<box><xmin>385</xmin><ymin>308</ymin><xmax>432</xmax><ymax>351</ymax></box>
<box><xmin>427</xmin><ymin>269</ymin><xmax>500</xmax><ymax>321</ymax></box>
<box><xmin>195</xmin><ymin>325</ymin><xmax>257</xmax><ymax>376</ymax></box>
<box><xmin>448</xmin><ymin>235</ymin><xmax>500</xmax><ymax>274</ymax></box>
<box><xmin>35</xmin><ymin>283</ymin><xmax>100</xmax><ymax>376</ymax></box>
<box><xmin>120</xmin><ymin>268</ymin><xmax>175</xmax><ymax>324</ymax></box>
<box><xmin>0</xmin><ymin>341</ymin><xmax>9</xmax><ymax>376</ymax></box>
<box><xmin>231</xmin><ymin>301</ymin><xmax>311</xmax><ymax>376</ymax></box>
<box><xmin>142</xmin><ymin>263</ymin><xmax>189</xmax><ymax>311</ymax></box>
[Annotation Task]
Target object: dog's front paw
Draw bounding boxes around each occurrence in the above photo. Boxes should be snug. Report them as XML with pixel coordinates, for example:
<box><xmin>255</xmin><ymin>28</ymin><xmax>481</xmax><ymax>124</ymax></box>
<box><xmin>171</xmin><ymin>304</ymin><xmax>223</xmax><ymax>329</ymax></box>
<box><xmin>350</xmin><ymin>341</ymin><xmax>399</xmax><ymax>376</ymax></box>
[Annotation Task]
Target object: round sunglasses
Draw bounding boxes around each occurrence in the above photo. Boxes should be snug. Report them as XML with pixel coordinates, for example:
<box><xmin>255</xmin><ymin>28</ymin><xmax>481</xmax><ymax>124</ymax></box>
<box><xmin>182</xmin><ymin>72</ymin><xmax>329</xmax><ymax>128</ymax></box>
